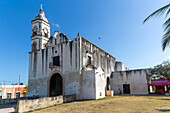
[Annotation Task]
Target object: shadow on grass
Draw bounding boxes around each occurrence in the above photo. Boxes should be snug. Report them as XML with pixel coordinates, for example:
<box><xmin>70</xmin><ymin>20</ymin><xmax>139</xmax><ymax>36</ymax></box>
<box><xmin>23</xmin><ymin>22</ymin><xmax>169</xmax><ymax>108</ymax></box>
<box><xmin>158</xmin><ymin>99</ymin><xmax>170</xmax><ymax>101</ymax></box>
<box><xmin>156</xmin><ymin>109</ymin><xmax>170</xmax><ymax>112</ymax></box>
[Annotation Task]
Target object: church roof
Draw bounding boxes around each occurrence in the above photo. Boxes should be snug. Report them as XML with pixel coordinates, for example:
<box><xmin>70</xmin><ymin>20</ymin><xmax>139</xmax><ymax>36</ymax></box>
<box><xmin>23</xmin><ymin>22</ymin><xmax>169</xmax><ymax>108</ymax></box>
<box><xmin>34</xmin><ymin>4</ymin><xmax>48</xmax><ymax>22</ymax></box>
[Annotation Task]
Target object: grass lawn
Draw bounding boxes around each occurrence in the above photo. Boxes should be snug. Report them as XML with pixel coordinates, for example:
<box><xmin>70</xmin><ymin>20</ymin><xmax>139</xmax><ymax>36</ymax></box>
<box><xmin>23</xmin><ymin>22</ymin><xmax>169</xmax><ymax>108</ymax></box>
<box><xmin>30</xmin><ymin>96</ymin><xmax>170</xmax><ymax>113</ymax></box>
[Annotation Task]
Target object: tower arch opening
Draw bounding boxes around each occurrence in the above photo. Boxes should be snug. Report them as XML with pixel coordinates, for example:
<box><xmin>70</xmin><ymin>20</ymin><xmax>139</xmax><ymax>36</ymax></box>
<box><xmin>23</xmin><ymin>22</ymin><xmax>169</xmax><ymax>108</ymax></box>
<box><xmin>31</xmin><ymin>42</ymin><xmax>37</xmax><ymax>51</ymax></box>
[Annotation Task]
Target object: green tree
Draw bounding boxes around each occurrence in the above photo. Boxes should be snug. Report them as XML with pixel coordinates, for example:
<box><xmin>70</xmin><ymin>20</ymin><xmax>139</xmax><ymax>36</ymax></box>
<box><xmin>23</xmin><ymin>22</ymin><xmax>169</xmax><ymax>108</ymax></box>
<box><xmin>149</xmin><ymin>60</ymin><xmax>170</xmax><ymax>92</ymax></box>
<box><xmin>149</xmin><ymin>60</ymin><xmax>170</xmax><ymax>80</ymax></box>
<box><xmin>20</xmin><ymin>83</ymin><xmax>24</xmax><ymax>85</ymax></box>
<box><xmin>22</xmin><ymin>85</ymin><xmax>28</xmax><ymax>96</ymax></box>
<box><xmin>11</xmin><ymin>83</ymin><xmax>24</xmax><ymax>85</ymax></box>
<box><xmin>143</xmin><ymin>3</ymin><xmax>170</xmax><ymax>51</ymax></box>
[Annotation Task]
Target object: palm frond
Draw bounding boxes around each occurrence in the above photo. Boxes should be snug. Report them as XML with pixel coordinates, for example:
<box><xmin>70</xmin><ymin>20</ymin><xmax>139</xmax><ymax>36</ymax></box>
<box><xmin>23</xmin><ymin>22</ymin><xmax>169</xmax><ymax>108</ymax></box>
<box><xmin>162</xmin><ymin>29</ymin><xmax>170</xmax><ymax>51</ymax></box>
<box><xmin>163</xmin><ymin>18</ymin><xmax>170</xmax><ymax>31</ymax></box>
<box><xmin>143</xmin><ymin>3</ymin><xmax>170</xmax><ymax>23</ymax></box>
<box><xmin>166</xmin><ymin>8</ymin><xmax>170</xmax><ymax>17</ymax></box>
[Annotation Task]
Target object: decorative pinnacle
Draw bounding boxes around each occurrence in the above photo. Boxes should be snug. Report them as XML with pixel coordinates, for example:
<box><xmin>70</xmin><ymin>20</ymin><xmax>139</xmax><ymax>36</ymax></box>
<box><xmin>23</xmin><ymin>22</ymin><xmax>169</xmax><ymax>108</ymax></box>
<box><xmin>40</xmin><ymin>4</ymin><xmax>43</xmax><ymax>10</ymax></box>
<box><xmin>77</xmin><ymin>32</ymin><xmax>80</xmax><ymax>37</ymax></box>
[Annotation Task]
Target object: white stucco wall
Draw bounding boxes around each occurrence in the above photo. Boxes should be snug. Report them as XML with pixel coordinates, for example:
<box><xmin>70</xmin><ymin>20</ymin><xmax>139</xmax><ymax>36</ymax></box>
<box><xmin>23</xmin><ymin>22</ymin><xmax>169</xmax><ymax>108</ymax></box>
<box><xmin>28</xmin><ymin>31</ymin><xmax>118</xmax><ymax>100</ymax></box>
<box><xmin>82</xmin><ymin>67</ymin><xmax>106</xmax><ymax>100</ymax></box>
<box><xmin>28</xmin><ymin>34</ymin><xmax>82</xmax><ymax>99</ymax></box>
<box><xmin>95</xmin><ymin>67</ymin><xmax>106</xmax><ymax>99</ymax></box>
<box><xmin>114</xmin><ymin>61</ymin><xmax>127</xmax><ymax>71</ymax></box>
<box><xmin>110</xmin><ymin>69</ymin><xmax>149</xmax><ymax>95</ymax></box>
<box><xmin>82</xmin><ymin>70</ymin><xmax>96</xmax><ymax>99</ymax></box>
<box><xmin>81</xmin><ymin>37</ymin><xmax>116</xmax><ymax>75</ymax></box>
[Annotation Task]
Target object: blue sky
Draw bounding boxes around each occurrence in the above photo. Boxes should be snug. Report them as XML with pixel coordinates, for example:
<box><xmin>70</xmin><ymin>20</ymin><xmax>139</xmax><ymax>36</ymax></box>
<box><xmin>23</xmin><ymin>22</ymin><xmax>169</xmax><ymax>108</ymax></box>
<box><xmin>0</xmin><ymin>0</ymin><xmax>169</xmax><ymax>85</ymax></box>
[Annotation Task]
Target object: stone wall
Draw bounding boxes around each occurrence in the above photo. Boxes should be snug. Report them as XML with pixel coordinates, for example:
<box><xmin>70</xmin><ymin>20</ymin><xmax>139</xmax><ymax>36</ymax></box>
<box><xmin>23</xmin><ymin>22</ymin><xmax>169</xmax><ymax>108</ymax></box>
<box><xmin>63</xmin><ymin>94</ymin><xmax>76</xmax><ymax>102</ymax></box>
<box><xmin>0</xmin><ymin>97</ymin><xmax>31</xmax><ymax>105</ymax></box>
<box><xmin>16</xmin><ymin>95</ymin><xmax>76</xmax><ymax>113</ymax></box>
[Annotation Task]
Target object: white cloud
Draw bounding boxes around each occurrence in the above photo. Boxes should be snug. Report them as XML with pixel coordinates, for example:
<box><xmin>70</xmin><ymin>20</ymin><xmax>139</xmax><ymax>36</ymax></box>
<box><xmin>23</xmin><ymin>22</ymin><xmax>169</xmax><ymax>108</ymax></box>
<box><xmin>52</xmin><ymin>23</ymin><xmax>60</xmax><ymax>28</ymax></box>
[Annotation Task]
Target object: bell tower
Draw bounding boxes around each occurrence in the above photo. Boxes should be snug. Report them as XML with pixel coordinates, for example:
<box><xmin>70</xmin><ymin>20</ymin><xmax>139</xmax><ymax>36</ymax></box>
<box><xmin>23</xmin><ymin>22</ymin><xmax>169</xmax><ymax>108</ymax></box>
<box><xmin>31</xmin><ymin>4</ymin><xmax>50</xmax><ymax>51</ymax></box>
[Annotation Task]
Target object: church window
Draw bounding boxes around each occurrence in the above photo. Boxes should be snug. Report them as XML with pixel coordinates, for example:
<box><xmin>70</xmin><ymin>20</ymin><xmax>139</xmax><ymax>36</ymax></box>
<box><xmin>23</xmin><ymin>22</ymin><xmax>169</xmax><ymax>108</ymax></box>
<box><xmin>53</xmin><ymin>56</ymin><xmax>60</xmax><ymax>66</ymax></box>
<box><xmin>87</xmin><ymin>56</ymin><xmax>91</xmax><ymax>65</ymax></box>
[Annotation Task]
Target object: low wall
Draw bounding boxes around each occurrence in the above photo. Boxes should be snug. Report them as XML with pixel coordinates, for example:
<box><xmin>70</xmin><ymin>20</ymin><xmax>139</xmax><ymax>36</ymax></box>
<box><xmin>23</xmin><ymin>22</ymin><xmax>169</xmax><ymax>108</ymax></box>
<box><xmin>63</xmin><ymin>94</ymin><xmax>76</xmax><ymax>102</ymax></box>
<box><xmin>0</xmin><ymin>97</ymin><xmax>37</xmax><ymax>105</ymax></box>
<box><xmin>16</xmin><ymin>95</ymin><xmax>76</xmax><ymax>113</ymax></box>
<box><xmin>0</xmin><ymin>98</ymin><xmax>18</xmax><ymax>105</ymax></box>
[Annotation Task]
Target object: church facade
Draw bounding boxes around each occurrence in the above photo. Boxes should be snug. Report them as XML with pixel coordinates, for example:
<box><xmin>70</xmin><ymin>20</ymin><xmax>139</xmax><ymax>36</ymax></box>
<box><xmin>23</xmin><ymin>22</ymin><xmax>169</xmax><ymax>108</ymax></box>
<box><xmin>28</xmin><ymin>6</ymin><xmax>149</xmax><ymax>100</ymax></box>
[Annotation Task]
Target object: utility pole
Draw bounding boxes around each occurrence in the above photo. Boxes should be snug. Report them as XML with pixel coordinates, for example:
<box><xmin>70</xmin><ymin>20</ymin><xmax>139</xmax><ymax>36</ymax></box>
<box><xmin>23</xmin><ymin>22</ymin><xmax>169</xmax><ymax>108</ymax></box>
<box><xmin>3</xmin><ymin>81</ymin><xmax>6</xmax><ymax>99</ymax></box>
<box><xmin>19</xmin><ymin>75</ymin><xmax>21</xmax><ymax>97</ymax></box>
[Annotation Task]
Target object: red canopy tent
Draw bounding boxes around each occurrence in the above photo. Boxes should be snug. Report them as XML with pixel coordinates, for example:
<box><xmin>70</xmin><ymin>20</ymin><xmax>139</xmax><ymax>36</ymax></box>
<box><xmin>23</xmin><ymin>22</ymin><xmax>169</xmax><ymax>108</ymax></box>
<box><xmin>148</xmin><ymin>78</ymin><xmax>170</xmax><ymax>86</ymax></box>
<box><xmin>148</xmin><ymin>78</ymin><xmax>170</xmax><ymax>94</ymax></box>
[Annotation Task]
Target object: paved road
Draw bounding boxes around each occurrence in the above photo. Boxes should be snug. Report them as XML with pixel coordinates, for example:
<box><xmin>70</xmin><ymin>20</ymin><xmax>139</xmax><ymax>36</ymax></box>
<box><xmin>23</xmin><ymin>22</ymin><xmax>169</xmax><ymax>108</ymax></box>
<box><xmin>0</xmin><ymin>104</ymin><xmax>16</xmax><ymax>113</ymax></box>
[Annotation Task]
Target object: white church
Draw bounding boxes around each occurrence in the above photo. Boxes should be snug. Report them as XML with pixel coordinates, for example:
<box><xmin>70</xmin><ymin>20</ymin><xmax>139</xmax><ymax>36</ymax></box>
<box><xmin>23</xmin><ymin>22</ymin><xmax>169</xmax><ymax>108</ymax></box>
<box><xmin>28</xmin><ymin>5</ymin><xmax>149</xmax><ymax>100</ymax></box>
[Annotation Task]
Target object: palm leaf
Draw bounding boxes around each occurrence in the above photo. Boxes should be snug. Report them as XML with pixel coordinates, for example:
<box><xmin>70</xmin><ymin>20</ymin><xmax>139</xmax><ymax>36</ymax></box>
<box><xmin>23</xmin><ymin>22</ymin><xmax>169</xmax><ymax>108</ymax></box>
<box><xmin>166</xmin><ymin>8</ymin><xmax>170</xmax><ymax>17</ymax></box>
<box><xmin>163</xmin><ymin>18</ymin><xmax>170</xmax><ymax>31</ymax></box>
<box><xmin>143</xmin><ymin>3</ymin><xmax>170</xmax><ymax>23</ymax></box>
<box><xmin>162</xmin><ymin>29</ymin><xmax>170</xmax><ymax>50</ymax></box>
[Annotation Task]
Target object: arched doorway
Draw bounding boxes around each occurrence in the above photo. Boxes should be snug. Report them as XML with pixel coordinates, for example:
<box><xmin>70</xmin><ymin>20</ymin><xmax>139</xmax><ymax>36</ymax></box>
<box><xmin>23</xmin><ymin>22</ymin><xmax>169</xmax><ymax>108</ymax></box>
<box><xmin>49</xmin><ymin>73</ymin><xmax>63</xmax><ymax>97</ymax></box>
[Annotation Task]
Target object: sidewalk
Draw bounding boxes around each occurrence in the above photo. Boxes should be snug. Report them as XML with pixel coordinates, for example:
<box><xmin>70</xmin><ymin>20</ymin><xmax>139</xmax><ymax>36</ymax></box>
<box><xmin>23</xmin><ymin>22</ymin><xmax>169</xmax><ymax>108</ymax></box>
<box><xmin>0</xmin><ymin>104</ymin><xmax>16</xmax><ymax>113</ymax></box>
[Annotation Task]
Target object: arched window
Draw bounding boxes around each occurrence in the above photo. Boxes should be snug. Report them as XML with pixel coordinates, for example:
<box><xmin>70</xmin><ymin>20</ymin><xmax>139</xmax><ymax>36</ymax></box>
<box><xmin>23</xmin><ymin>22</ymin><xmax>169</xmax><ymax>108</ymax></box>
<box><xmin>32</xmin><ymin>42</ymin><xmax>37</xmax><ymax>51</ymax></box>
<box><xmin>44</xmin><ymin>28</ymin><xmax>48</xmax><ymax>37</ymax></box>
<box><xmin>32</xmin><ymin>26</ymin><xmax>37</xmax><ymax>36</ymax></box>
